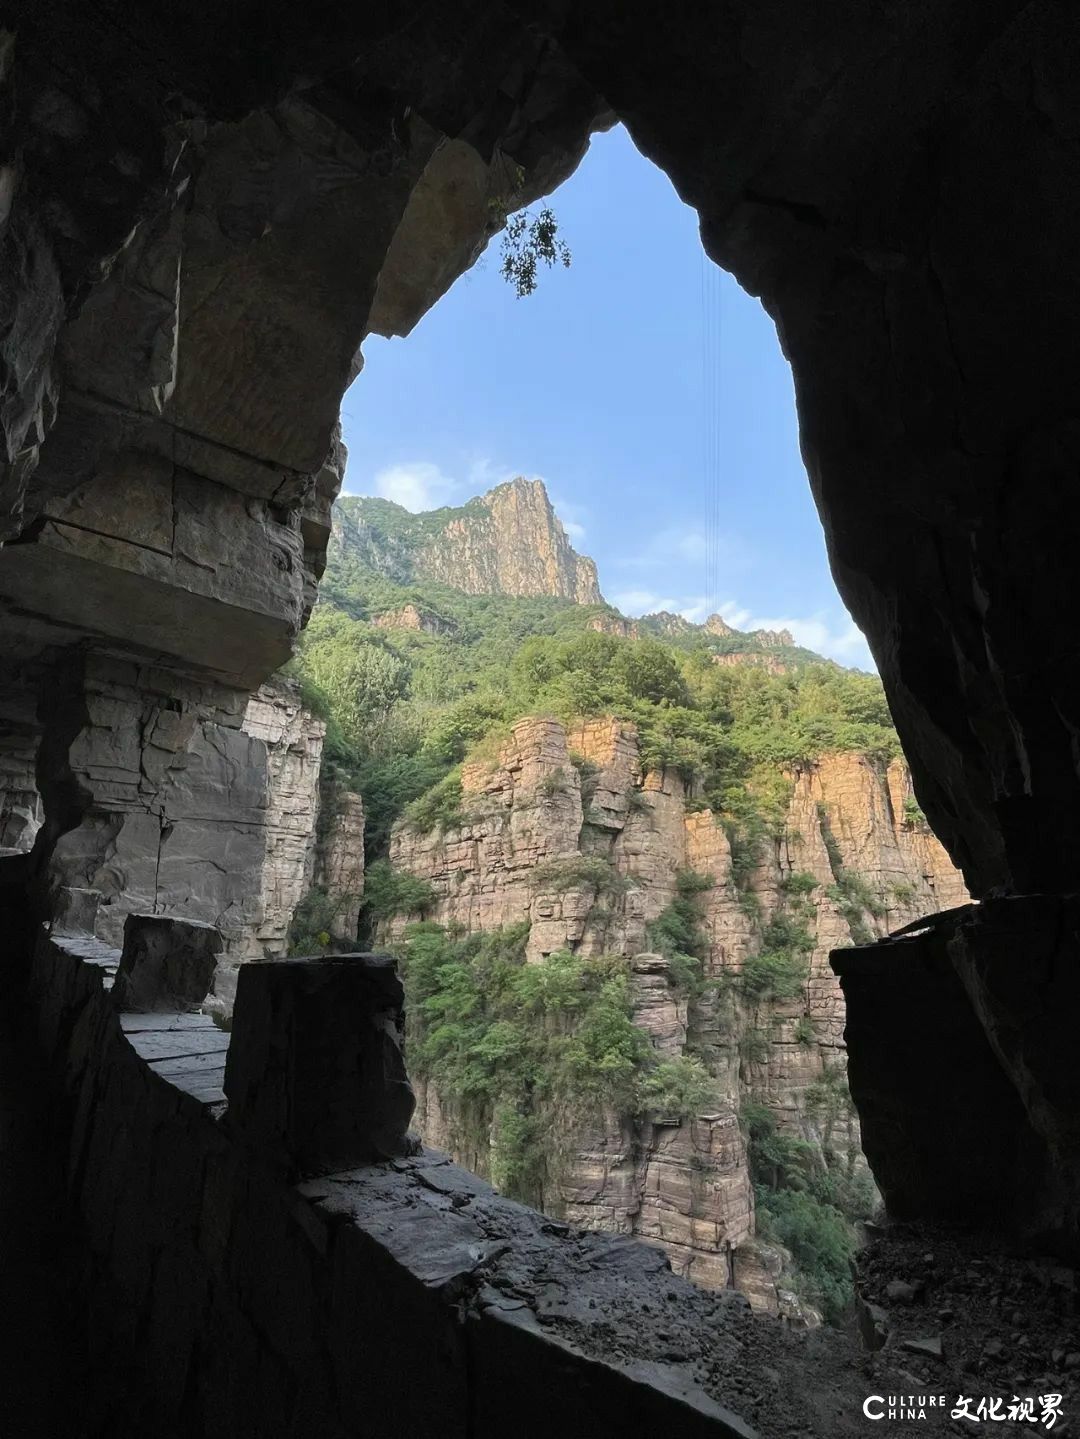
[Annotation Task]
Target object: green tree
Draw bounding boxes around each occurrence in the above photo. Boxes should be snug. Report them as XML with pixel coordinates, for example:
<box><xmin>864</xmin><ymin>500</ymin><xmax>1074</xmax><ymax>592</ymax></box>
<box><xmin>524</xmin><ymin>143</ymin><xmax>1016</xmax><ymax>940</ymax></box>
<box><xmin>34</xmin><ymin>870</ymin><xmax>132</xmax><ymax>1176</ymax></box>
<box><xmin>299</xmin><ymin>610</ymin><xmax>408</xmax><ymax>752</ymax></box>
<box><xmin>500</xmin><ymin>208</ymin><xmax>571</xmax><ymax>297</ymax></box>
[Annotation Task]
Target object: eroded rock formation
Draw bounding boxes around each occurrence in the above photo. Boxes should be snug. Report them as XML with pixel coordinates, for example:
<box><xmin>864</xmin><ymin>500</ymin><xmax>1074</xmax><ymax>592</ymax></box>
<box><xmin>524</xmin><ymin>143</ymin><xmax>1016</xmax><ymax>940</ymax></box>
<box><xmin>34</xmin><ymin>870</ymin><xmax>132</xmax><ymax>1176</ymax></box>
<box><xmin>424</xmin><ymin>478</ymin><xmax>601</xmax><ymax>602</ymax></box>
<box><xmin>0</xmin><ymin>669</ymin><xmax>364</xmax><ymax>1008</ymax></box>
<box><xmin>0</xmin><ymin>8</ymin><xmax>603</xmax><ymax>966</ymax></box>
<box><xmin>332</xmin><ymin>478</ymin><xmax>602</xmax><ymax>603</ymax></box>
<box><xmin>372</xmin><ymin>604</ymin><xmax>457</xmax><ymax>636</ymax></box>
<box><xmin>387</xmin><ymin>715</ymin><xmax>966</xmax><ymax>1306</ymax></box>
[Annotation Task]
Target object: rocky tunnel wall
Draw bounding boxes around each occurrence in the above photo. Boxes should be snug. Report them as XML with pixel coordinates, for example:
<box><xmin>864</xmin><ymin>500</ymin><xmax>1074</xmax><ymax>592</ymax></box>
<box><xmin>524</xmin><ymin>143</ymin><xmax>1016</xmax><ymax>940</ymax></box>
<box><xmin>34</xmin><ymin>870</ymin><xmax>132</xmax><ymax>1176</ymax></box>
<box><xmin>3</xmin><ymin>0</ymin><xmax>1080</xmax><ymax>1272</ymax></box>
<box><xmin>24</xmin><ymin>926</ymin><xmax>777</xmax><ymax>1439</ymax></box>
<box><xmin>4</xmin><ymin>4</ymin><xmax>1079</xmax><ymax>902</ymax></box>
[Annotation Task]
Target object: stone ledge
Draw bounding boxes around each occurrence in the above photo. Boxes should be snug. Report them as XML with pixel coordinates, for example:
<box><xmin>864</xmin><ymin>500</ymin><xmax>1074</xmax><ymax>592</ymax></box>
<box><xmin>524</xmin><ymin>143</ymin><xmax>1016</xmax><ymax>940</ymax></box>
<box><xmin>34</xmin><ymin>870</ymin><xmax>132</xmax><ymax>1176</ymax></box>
<box><xmin>26</xmin><ymin>932</ymin><xmax>765</xmax><ymax>1437</ymax></box>
<box><xmin>832</xmin><ymin>896</ymin><xmax>1080</xmax><ymax>1246</ymax></box>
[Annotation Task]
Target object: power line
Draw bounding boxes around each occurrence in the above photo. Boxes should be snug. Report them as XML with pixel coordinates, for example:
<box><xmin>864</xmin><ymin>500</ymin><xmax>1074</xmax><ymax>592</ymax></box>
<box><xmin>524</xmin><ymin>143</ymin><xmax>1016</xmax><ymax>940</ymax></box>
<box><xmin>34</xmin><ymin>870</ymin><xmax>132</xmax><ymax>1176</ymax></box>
<box><xmin>701</xmin><ymin>249</ymin><xmax>722</xmax><ymax>619</ymax></box>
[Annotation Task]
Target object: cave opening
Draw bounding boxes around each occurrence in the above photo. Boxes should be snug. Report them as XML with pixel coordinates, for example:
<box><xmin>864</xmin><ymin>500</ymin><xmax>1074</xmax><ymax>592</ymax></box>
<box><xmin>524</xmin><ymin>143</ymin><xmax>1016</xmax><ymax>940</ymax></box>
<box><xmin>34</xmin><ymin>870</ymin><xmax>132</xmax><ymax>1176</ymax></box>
<box><xmin>2</xmin><ymin>5</ymin><xmax>1080</xmax><ymax>1435</ymax></box>
<box><xmin>302</xmin><ymin>119</ymin><xmax>963</xmax><ymax>1328</ymax></box>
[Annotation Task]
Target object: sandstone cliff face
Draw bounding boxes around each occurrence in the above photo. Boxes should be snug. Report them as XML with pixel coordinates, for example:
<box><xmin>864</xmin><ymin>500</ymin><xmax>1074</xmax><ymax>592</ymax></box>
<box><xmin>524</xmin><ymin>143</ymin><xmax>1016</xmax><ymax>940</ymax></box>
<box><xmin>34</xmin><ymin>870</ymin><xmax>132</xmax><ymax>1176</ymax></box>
<box><xmin>703</xmin><ymin>614</ymin><xmax>736</xmax><ymax>637</ymax></box>
<box><xmin>316</xmin><ymin>788</ymin><xmax>366</xmax><ymax>942</ymax></box>
<box><xmin>711</xmin><ymin>652</ymin><xmax>790</xmax><ymax>676</ymax></box>
<box><xmin>332</xmin><ymin>479</ymin><xmax>601</xmax><ymax>605</ymax></box>
<box><xmin>587</xmin><ymin>613</ymin><xmax>640</xmax><ymax>639</ymax></box>
<box><xmin>756</xmin><ymin>628</ymin><xmax>795</xmax><ymax>649</ymax></box>
<box><xmin>372</xmin><ymin>604</ymin><xmax>455</xmax><ymax>637</ymax></box>
<box><xmin>386</xmin><ymin>716</ymin><xmax>966</xmax><ymax>1311</ymax></box>
<box><xmin>237</xmin><ymin>683</ymin><xmax>328</xmax><ymax>961</ymax></box>
<box><xmin>421</xmin><ymin>480</ymin><xmax>601</xmax><ymax>603</ymax></box>
<box><xmin>0</xmin><ymin>15</ymin><xmax>601</xmax><ymax>1001</ymax></box>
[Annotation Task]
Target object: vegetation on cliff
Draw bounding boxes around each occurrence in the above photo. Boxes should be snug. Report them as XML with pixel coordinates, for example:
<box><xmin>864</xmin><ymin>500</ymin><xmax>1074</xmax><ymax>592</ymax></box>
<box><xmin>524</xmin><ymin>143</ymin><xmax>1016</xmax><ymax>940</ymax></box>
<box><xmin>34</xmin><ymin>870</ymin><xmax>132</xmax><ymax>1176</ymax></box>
<box><xmin>397</xmin><ymin>922</ymin><xmax>715</xmax><ymax>1207</ymax></box>
<box><xmin>290</xmin><ymin>590</ymin><xmax>896</xmax><ymax>874</ymax></box>
<box><xmin>284</xmin><ymin>485</ymin><xmax>910</xmax><ymax>1321</ymax></box>
<box><xmin>741</xmin><ymin>1096</ymin><xmax>875</xmax><ymax>1322</ymax></box>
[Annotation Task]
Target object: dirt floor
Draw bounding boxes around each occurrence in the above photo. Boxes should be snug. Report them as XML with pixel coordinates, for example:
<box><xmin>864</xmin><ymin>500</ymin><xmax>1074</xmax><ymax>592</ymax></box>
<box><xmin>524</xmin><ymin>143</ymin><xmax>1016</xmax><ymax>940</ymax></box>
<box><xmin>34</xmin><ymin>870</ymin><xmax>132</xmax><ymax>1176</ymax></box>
<box><xmin>708</xmin><ymin>1220</ymin><xmax>1080</xmax><ymax>1437</ymax></box>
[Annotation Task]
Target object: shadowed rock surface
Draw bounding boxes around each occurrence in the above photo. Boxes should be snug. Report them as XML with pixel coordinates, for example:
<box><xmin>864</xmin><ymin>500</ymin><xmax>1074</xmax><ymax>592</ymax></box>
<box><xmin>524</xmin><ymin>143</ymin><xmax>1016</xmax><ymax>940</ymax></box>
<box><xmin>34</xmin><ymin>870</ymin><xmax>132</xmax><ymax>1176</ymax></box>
<box><xmin>111</xmin><ymin>913</ymin><xmax>222</xmax><ymax>1013</ymax></box>
<box><xmin>2</xmin><ymin>1</ymin><xmax>1080</xmax><ymax>1433</ymax></box>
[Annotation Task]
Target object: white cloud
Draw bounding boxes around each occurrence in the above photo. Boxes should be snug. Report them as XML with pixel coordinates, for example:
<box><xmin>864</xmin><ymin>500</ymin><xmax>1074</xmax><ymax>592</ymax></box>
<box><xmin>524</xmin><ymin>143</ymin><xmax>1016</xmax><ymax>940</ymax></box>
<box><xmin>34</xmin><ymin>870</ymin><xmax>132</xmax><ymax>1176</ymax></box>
<box><xmin>677</xmin><ymin>597</ymin><xmax>711</xmax><ymax>623</ymax></box>
<box><xmin>467</xmin><ymin>456</ymin><xmax>516</xmax><ymax>491</ymax></box>
<box><xmin>667</xmin><ymin>528</ymin><xmax>708</xmax><ymax>563</ymax></box>
<box><xmin>717</xmin><ymin>602</ymin><xmax>752</xmax><ymax>630</ymax></box>
<box><xmin>718</xmin><ymin>601</ymin><xmax>874</xmax><ymax>668</ymax></box>
<box><xmin>608</xmin><ymin>590</ymin><xmax>874</xmax><ymax>668</ymax></box>
<box><xmin>369</xmin><ymin>461</ymin><xmax>462</xmax><ymax>512</ymax></box>
<box><xmin>614</xmin><ymin>524</ymin><xmax>746</xmax><ymax>573</ymax></box>
<box><xmin>550</xmin><ymin>493</ymin><xmax>589</xmax><ymax>544</ymax></box>
<box><xmin>350</xmin><ymin>459</ymin><xmax>591</xmax><ymax>548</ymax></box>
<box><xmin>610</xmin><ymin>588</ymin><xmax>709</xmax><ymax>619</ymax></box>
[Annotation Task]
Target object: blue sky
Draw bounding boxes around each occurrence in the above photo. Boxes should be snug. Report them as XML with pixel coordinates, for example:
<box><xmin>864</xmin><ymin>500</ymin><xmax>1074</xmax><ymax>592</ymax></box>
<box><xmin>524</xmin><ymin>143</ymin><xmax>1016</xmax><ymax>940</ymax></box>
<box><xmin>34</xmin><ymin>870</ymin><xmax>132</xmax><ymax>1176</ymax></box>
<box><xmin>340</xmin><ymin>124</ymin><xmax>872</xmax><ymax>670</ymax></box>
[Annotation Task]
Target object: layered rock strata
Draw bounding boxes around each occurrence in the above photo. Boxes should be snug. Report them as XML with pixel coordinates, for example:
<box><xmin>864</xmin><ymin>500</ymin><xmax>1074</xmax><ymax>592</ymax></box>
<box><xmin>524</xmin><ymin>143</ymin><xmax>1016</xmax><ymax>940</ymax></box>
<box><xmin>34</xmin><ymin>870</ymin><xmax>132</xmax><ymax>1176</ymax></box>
<box><xmin>0</xmin><ymin>12</ymin><xmax>601</xmax><ymax>1009</ymax></box>
<box><xmin>332</xmin><ymin>478</ymin><xmax>602</xmax><ymax>603</ymax></box>
<box><xmin>1</xmin><ymin>669</ymin><xmax>363</xmax><ymax>1008</ymax></box>
<box><xmin>387</xmin><ymin>716</ymin><xmax>967</xmax><ymax>1306</ymax></box>
<box><xmin>372</xmin><ymin>604</ymin><xmax>456</xmax><ymax>636</ymax></box>
<box><xmin>316</xmin><ymin>789</ymin><xmax>366</xmax><ymax>943</ymax></box>
<box><xmin>421</xmin><ymin>479</ymin><xmax>602</xmax><ymax>603</ymax></box>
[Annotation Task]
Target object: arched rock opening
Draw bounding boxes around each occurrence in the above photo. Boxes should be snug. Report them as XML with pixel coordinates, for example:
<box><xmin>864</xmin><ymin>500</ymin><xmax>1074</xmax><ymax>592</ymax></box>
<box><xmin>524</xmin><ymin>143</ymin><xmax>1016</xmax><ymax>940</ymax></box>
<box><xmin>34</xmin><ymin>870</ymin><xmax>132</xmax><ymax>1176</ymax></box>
<box><xmin>2</xmin><ymin>3</ymin><xmax>1080</xmax><ymax>1434</ymax></box>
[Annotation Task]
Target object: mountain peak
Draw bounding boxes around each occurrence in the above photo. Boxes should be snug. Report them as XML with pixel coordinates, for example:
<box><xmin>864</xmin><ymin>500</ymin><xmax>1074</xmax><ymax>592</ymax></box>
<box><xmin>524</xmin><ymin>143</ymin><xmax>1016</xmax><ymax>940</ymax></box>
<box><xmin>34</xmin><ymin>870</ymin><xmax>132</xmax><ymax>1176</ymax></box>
<box><xmin>333</xmin><ymin>476</ymin><xmax>601</xmax><ymax>604</ymax></box>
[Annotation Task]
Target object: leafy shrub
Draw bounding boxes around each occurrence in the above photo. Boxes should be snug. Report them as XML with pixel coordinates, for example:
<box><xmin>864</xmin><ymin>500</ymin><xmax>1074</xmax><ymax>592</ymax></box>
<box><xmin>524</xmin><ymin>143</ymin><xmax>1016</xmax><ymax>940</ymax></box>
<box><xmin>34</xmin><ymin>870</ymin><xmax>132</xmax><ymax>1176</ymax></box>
<box><xmin>742</xmin><ymin>1098</ymin><xmax>873</xmax><ymax>1321</ymax></box>
<box><xmin>740</xmin><ymin>949</ymin><xmax>808</xmax><ymax>1002</ymax></box>
<box><xmin>804</xmin><ymin>1064</ymin><xmax>854</xmax><ymax>1125</ymax></box>
<box><xmin>295</xmin><ymin>609</ymin><xmax>409</xmax><ymax>752</ymax></box>
<box><xmin>532</xmin><ymin>855</ymin><xmax>630</xmax><ymax>896</ymax></box>
<box><xmin>675</xmin><ymin>869</ymin><xmax>715</xmax><ymax>897</ymax></box>
<box><xmin>288</xmin><ymin>887</ymin><xmax>338</xmax><ymax>955</ymax></box>
<box><xmin>354</xmin><ymin>751</ymin><xmax>449</xmax><ymax>857</ymax></box>
<box><xmin>637</xmin><ymin>1055</ymin><xmax>717</xmax><ymax>1120</ymax></box>
<box><xmin>737</xmin><ymin>888</ymin><xmax>762</xmax><ymax>921</ymax></box>
<box><xmin>646</xmin><ymin>869</ymin><xmax>714</xmax><ymax>995</ymax></box>
<box><xmin>536</xmin><ymin>771</ymin><xmax>571</xmax><ymax>798</ymax></box>
<box><xmin>666</xmin><ymin>950</ymin><xmax>704</xmax><ymax>996</ymax></box>
<box><xmin>724</xmin><ymin>819</ymin><xmax>762</xmax><ymax>891</ymax></box>
<box><xmin>404</xmin><ymin>770</ymin><xmax>468</xmax><ymax>833</ymax></box>
<box><xmin>740</xmin><ymin>916</ymin><xmax>813</xmax><ymax>1004</ymax></box>
<box><xmin>834</xmin><ymin>872</ymin><xmax>885</xmax><ymax>918</ymax></box>
<box><xmin>793</xmin><ymin>1015</ymin><xmax>817</xmax><ymax>1046</ymax></box>
<box><xmin>816</xmin><ymin>804</ymin><xmax>844</xmax><ymax>877</ymax></box>
<box><xmin>889</xmin><ymin>880</ymin><xmax>916</xmax><ymax>905</ymax></box>
<box><xmin>739</xmin><ymin>1029</ymin><xmax>771</xmax><ymax>1065</ymax></box>
<box><xmin>741</xmin><ymin>1101</ymin><xmax>818</xmax><ymax>1190</ymax></box>
<box><xmin>780</xmin><ymin>871</ymin><xmax>819</xmax><ymax>898</ymax></box>
<box><xmin>760</xmin><ymin>913</ymin><xmax>815</xmax><ymax>955</ymax></box>
<box><xmin>363</xmin><ymin>861</ymin><xmax>436</xmax><ymax>921</ymax></box>
<box><xmin>568</xmin><ymin>753</ymin><xmax>601</xmax><ymax>804</ymax></box>
<box><xmin>822</xmin><ymin>1163</ymin><xmax>879</xmax><ymax>1223</ymax></box>
<box><xmin>902</xmin><ymin>795</ymin><xmax>926</xmax><ymax>829</ymax></box>
<box><xmin>500</xmin><ymin>207</ymin><xmax>571</xmax><ymax>298</ymax></box>
<box><xmin>825</xmin><ymin>882</ymin><xmax>876</xmax><ymax>945</ymax></box>
<box><xmin>394</xmin><ymin>925</ymin><xmax>651</xmax><ymax>1206</ymax></box>
<box><xmin>755</xmin><ymin>1186</ymin><xmax>856</xmax><ymax>1324</ymax></box>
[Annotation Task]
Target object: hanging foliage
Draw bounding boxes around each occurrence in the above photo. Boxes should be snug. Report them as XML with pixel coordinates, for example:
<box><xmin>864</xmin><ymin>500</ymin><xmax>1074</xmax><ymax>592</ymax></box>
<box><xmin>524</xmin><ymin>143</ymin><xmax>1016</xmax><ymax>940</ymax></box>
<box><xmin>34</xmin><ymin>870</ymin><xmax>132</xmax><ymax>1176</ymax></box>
<box><xmin>500</xmin><ymin>207</ymin><xmax>572</xmax><ymax>297</ymax></box>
